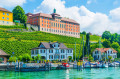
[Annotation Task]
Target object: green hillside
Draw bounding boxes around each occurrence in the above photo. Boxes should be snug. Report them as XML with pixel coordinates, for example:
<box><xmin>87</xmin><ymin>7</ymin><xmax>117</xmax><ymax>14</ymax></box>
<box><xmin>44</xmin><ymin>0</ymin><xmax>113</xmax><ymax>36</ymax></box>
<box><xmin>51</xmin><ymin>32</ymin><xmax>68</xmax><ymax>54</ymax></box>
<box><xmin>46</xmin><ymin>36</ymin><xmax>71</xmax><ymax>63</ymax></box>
<box><xmin>0</xmin><ymin>25</ymin><xmax>102</xmax><ymax>59</ymax></box>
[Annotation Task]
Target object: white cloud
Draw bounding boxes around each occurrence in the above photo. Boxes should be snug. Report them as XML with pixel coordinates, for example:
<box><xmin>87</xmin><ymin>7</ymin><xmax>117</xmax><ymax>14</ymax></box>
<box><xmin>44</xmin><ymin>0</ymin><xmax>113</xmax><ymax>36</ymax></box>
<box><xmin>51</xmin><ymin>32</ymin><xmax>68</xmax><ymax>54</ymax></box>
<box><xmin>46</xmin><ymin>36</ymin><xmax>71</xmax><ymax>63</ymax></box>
<box><xmin>113</xmin><ymin>0</ymin><xmax>118</xmax><ymax>5</ymax></box>
<box><xmin>109</xmin><ymin>7</ymin><xmax>120</xmax><ymax>22</ymax></box>
<box><xmin>87</xmin><ymin>0</ymin><xmax>97</xmax><ymax>4</ymax></box>
<box><xmin>0</xmin><ymin>0</ymin><xmax>26</xmax><ymax>7</ymax></box>
<box><xmin>87</xmin><ymin>0</ymin><xmax>92</xmax><ymax>4</ymax></box>
<box><xmin>34</xmin><ymin>0</ymin><xmax>120</xmax><ymax>35</ymax></box>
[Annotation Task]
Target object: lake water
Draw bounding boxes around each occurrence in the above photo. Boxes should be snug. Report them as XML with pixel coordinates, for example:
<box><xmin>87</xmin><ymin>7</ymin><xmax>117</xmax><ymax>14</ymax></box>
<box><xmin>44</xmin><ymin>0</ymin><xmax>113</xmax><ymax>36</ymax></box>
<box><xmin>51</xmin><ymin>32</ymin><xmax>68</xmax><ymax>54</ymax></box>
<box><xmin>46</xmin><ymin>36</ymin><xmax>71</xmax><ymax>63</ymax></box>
<box><xmin>0</xmin><ymin>67</ymin><xmax>120</xmax><ymax>79</ymax></box>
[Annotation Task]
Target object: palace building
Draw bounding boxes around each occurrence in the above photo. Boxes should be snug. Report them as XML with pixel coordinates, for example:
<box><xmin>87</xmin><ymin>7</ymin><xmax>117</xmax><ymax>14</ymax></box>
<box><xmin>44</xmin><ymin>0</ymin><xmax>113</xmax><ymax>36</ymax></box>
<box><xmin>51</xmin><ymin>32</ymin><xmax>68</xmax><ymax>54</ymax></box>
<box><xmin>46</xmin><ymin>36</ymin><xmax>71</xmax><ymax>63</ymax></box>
<box><xmin>0</xmin><ymin>7</ymin><xmax>13</xmax><ymax>25</ymax></box>
<box><xmin>26</xmin><ymin>9</ymin><xmax>80</xmax><ymax>38</ymax></box>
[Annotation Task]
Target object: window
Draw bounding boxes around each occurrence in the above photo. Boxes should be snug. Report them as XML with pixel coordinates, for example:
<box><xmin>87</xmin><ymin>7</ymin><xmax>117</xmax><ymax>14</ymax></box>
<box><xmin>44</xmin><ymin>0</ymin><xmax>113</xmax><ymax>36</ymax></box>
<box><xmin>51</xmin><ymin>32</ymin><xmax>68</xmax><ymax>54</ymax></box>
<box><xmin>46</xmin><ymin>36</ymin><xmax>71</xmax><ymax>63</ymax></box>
<box><xmin>41</xmin><ymin>50</ymin><xmax>45</xmax><ymax>53</ymax></box>
<box><xmin>35</xmin><ymin>50</ymin><xmax>38</xmax><ymax>54</ymax></box>
<box><xmin>49</xmin><ymin>55</ymin><xmax>53</xmax><ymax>59</ymax></box>
<box><xmin>56</xmin><ymin>23</ymin><xmax>57</xmax><ymax>27</ymax></box>
<box><xmin>3</xmin><ymin>21</ymin><xmax>4</xmax><ymax>23</ymax></box>
<box><xmin>61</xmin><ymin>49</ymin><xmax>64</xmax><ymax>53</ymax></box>
<box><xmin>7</xmin><ymin>18</ymin><xmax>9</xmax><ymax>20</ymax></box>
<box><xmin>61</xmin><ymin>55</ymin><xmax>65</xmax><ymax>59</ymax></box>
<box><xmin>49</xmin><ymin>49</ymin><xmax>53</xmax><ymax>53</ymax></box>
<box><xmin>7</xmin><ymin>22</ymin><xmax>9</xmax><ymax>24</ymax></box>
<box><xmin>31</xmin><ymin>50</ymin><xmax>34</xmax><ymax>54</ymax></box>
<box><xmin>2</xmin><ymin>17</ymin><xmax>5</xmax><ymax>19</ymax></box>
<box><xmin>3</xmin><ymin>12</ymin><xmax>5</xmax><ymax>15</ymax></box>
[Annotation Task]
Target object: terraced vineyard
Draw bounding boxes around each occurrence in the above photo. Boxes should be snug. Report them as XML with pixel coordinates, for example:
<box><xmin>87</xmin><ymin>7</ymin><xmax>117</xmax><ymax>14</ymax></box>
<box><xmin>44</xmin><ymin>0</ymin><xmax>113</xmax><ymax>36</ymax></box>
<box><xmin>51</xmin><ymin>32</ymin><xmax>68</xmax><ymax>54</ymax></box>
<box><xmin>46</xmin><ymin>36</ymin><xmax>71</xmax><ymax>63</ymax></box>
<box><xmin>0</xmin><ymin>25</ymin><xmax>102</xmax><ymax>58</ymax></box>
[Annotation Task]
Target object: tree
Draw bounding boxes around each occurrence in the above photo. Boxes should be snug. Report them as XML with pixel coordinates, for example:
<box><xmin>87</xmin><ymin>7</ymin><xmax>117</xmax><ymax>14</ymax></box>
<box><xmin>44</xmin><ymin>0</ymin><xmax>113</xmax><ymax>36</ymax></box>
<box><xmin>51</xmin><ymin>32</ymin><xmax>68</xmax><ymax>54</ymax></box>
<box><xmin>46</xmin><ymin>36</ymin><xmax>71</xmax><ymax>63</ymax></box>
<box><xmin>86</xmin><ymin>33</ymin><xmax>91</xmax><ymax>56</ymax></box>
<box><xmin>88</xmin><ymin>55</ymin><xmax>93</xmax><ymax>61</ymax></box>
<box><xmin>110</xmin><ymin>33</ymin><xmax>119</xmax><ymax>43</ymax></box>
<box><xmin>12</xmin><ymin>5</ymin><xmax>27</xmax><ymax>23</ymax></box>
<box><xmin>102</xmin><ymin>31</ymin><xmax>111</xmax><ymax>39</ymax></box>
<box><xmin>18</xmin><ymin>55</ymin><xmax>23</xmax><ymax>61</ymax></box>
<box><xmin>108</xmin><ymin>56</ymin><xmax>112</xmax><ymax>62</ymax></box>
<box><xmin>22</xmin><ymin>53</ymin><xmax>31</xmax><ymax>62</ymax></box>
<box><xmin>102</xmin><ymin>40</ymin><xmax>111</xmax><ymax>48</ymax></box>
<box><xmin>111</xmin><ymin>42</ymin><xmax>119</xmax><ymax>50</ymax></box>
<box><xmin>9</xmin><ymin>56</ymin><xmax>18</xmax><ymax>62</ymax></box>
<box><xmin>82</xmin><ymin>31</ymin><xmax>86</xmax><ymax>35</ymax></box>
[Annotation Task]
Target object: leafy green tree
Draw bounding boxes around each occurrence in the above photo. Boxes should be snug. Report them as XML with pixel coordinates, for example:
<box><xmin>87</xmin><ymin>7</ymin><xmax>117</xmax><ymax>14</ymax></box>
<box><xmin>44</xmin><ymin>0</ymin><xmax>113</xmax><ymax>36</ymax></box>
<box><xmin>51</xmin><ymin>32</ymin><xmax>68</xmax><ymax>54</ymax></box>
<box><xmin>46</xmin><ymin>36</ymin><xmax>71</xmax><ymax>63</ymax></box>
<box><xmin>22</xmin><ymin>53</ymin><xmax>31</xmax><ymax>62</ymax></box>
<box><xmin>108</xmin><ymin>56</ymin><xmax>112</xmax><ymax>62</ymax></box>
<box><xmin>102</xmin><ymin>40</ymin><xmax>111</xmax><ymax>48</ymax></box>
<box><xmin>18</xmin><ymin>55</ymin><xmax>23</xmax><ymax>61</ymax></box>
<box><xmin>9</xmin><ymin>56</ymin><xmax>18</xmax><ymax>62</ymax></box>
<box><xmin>88</xmin><ymin>55</ymin><xmax>93</xmax><ymax>61</ymax></box>
<box><xmin>111</xmin><ymin>42</ymin><xmax>119</xmax><ymax>50</ymax></box>
<box><xmin>12</xmin><ymin>5</ymin><xmax>27</xmax><ymax>23</ymax></box>
<box><xmin>82</xmin><ymin>31</ymin><xmax>86</xmax><ymax>35</ymax></box>
<box><xmin>110</xmin><ymin>33</ymin><xmax>119</xmax><ymax>43</ymax></box>
<box><xmin>102</xmin><ymin>31</ymin><xmax>111</xmax><ymax>39</ymax></box>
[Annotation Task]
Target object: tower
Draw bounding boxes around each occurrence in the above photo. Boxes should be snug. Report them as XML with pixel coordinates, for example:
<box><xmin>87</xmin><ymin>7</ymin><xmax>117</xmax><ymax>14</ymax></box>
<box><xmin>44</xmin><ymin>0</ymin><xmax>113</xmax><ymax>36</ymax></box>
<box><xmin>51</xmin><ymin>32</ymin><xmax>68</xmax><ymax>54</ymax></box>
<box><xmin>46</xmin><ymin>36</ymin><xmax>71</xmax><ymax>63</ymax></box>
<box><xmin>53</xmin><ymin>8</ymin><xmax>56</xmax><ymax>13</ymax></box>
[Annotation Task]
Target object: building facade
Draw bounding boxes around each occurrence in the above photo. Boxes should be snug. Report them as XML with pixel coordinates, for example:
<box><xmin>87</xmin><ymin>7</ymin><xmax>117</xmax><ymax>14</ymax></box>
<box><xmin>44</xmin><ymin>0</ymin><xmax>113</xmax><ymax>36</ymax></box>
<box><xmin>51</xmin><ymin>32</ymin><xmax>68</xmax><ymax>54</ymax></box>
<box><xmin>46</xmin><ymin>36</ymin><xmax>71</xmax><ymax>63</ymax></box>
<box><xmin>0</xmin><ymin>49</ymin><xmax>10</xmax><ymax>63</ymax></box>
<box><xmin>93</xmin><ymin>48</ymin><xmax>117</xmax><ymax>61</ymax></box>
<box><xmin>0</xmin><ymin>7</ymin><xmax>13</xmax><ymax>25</ymax></box>
<box><xmin>26</xmin><ymin>9</ymin><xmax>80</xmax><ymax>38</ymax></box>
<box><xmin>31</xmin><ymin>42</ymin><xmax>73</xmax><ymax>61</ymax></box>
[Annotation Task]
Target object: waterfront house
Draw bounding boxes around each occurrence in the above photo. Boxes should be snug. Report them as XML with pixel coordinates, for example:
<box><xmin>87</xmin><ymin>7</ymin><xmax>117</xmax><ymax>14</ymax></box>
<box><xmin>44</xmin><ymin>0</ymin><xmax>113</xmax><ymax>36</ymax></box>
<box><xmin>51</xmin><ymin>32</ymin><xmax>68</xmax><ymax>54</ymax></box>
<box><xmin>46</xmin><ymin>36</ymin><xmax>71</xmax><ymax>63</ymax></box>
<box><xmin>26</xmin><ymin>9</ymin><xmax>80</xmax><ymax>38</ymax></box>
<box><xmin>93</xmin><ymin>48</ymin><xmax>117</xmax><ymax>61</ymax></box>
<box><xmin>31</xmin><ymin>42</ymin><xmax>73</xmax><ymax>61</ymax></box>
<box><xmin>0</xmin><ymin>49</ymin><xmax>10</xmax><ymax>63</ymax></box>
<box><xmin>0</xmin><ymin>7</ymin><xmax>13</xmax><ymax>25</ymax></box>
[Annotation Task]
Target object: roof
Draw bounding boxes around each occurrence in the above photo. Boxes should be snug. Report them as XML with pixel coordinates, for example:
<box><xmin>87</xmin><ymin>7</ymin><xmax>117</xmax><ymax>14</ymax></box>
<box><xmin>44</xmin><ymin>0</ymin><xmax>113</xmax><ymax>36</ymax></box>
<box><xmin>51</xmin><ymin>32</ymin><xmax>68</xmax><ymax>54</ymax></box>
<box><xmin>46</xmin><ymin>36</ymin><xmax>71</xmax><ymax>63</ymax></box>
<box><xmin>32</xmin><ymin>42</ymin><xmax>72</xmax><ymax>50</ymax></box>
<box><xmin>26</xmin><ymin>12</ymin><xmax>79</xmax><ymax>24</ymax></box>
<box><xmin>95</xmin><ymin>48</ymin><xmax>117</xmax><ymax>53</ymax></box>
<box><xmin>0</xmin><ymin>7</ymin><xmax>12</xmax><ymax>13</ymax></box>
<box><xmin>0</xmin><ymin>49</ymin><xmax>10</xmax><ymax>56</ymax></box>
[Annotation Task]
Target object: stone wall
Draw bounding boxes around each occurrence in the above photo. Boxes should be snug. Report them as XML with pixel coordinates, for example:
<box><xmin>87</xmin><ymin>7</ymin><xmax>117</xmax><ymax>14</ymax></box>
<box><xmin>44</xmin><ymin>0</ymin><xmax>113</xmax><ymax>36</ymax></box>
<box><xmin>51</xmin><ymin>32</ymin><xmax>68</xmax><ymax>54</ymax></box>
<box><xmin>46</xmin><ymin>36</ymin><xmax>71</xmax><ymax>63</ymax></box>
<box><xmin>0</xmin><ymin>20</ymin><xmax>14</xmax><ymax>25</ymax></box>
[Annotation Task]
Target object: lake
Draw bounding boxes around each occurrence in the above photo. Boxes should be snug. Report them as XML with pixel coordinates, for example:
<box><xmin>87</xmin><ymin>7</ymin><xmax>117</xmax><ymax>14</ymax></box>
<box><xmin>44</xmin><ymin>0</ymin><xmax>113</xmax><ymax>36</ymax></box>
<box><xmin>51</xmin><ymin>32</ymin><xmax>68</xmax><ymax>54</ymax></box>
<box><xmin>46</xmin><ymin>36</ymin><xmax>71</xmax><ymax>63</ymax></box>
<box><xmin>0</xmin><ymin>67</ymin><xmax>120</xmax><ymax>79</ymax></box>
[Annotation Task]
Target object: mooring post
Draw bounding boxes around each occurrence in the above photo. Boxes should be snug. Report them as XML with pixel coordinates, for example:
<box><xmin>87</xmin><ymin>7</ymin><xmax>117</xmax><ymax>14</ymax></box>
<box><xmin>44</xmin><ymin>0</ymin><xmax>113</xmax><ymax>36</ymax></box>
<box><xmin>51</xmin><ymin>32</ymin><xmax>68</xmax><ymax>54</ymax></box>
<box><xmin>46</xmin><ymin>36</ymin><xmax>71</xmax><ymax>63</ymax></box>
<box><xmin>18</xmin><ymin>62</ymin><xmax>19</xmax><ymax>71</ymax></box>
<box><xmin>45</xmin><ymin>63</ymin><xmax>46</xmax><ymax>71</ymax></box>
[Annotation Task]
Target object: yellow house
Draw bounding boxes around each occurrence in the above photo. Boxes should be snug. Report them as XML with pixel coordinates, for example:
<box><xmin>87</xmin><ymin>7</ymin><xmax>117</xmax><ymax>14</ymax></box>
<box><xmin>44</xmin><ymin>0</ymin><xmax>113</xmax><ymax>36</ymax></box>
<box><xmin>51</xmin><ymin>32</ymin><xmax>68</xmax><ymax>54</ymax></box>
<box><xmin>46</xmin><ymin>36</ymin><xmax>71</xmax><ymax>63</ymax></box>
<box><xmin>0</xmin><ymin>7</ymin><xmax>13</xmax><ymax>25</ymax></box>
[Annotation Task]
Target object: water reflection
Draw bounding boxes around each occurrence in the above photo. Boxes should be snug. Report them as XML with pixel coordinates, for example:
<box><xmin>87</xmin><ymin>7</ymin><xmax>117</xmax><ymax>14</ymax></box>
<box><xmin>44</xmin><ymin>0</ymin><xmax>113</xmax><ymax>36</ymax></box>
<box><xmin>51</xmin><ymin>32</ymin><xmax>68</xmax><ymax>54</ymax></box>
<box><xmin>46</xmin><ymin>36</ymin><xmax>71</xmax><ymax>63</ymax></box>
<box><xmin>66</xmin><ymin>69</ymin><xmax>69</xmax><ymax>79</ymax></box>
<box><xmin>0</xmin><ymin>68</ymin><xmax>120</xmax><ymax>79</ymax></box>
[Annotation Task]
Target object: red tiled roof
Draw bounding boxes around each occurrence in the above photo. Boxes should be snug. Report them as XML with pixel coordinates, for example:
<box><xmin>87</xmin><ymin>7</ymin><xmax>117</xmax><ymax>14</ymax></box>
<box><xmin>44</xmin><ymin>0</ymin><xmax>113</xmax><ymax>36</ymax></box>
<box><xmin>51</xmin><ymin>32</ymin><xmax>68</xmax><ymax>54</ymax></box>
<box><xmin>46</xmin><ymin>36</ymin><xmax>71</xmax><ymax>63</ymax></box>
<box><xmin>0</xmin><ymin>7</ymin><xmax>11</xmax><ymax>13</ymax></box>
<box><xmin>95</xmin><ymin>48</ymin><xmax>117</xmax><ymax>53</ymax></box>
<box><xmin>0</xmin><ymin>49</ymin><xmax>10</xmax><ymax>56</ymax></box>
<box><xmin>26</xmin><ymin>12</ymin><xmax>79</xmax><ymax>24</ymax></box>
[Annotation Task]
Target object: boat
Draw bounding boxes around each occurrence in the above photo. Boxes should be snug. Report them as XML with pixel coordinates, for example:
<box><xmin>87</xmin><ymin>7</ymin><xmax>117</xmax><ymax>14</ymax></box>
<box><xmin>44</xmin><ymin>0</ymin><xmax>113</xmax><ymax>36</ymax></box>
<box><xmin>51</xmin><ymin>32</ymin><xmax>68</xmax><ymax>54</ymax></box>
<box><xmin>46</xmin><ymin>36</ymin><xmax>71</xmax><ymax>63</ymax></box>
<box><xmin>109</xmin><ymin>62</ymin><xmax>120</xmax><ymax>67</ymax></box>
<box><xmin>57</xmin><ymin>63</ymin><xmax>70</xmax><ymax>69</ymax></box>
<box><xmin>84</xmin><ymin>62</ymin><xmax>97</xmax><ymax>68</ymax></box>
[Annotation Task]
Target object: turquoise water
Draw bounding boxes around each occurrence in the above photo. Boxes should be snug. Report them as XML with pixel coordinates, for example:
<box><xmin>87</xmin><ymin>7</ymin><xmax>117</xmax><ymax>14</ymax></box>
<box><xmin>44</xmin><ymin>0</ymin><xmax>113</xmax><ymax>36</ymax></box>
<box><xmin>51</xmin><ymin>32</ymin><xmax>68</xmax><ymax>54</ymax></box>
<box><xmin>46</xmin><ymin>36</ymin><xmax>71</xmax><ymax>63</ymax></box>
<box><xmin>0</xmin><ymin>67</ymin><xmax>120</xmax><ymax>79</ymax></box>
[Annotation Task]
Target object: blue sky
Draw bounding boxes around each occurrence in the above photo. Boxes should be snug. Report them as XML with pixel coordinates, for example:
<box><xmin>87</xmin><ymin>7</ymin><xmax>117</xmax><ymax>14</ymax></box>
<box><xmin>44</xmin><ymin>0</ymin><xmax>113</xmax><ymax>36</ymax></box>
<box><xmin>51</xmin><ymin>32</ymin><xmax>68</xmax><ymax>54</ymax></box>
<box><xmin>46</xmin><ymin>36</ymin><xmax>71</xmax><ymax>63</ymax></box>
<box><xmin>0</xmin><ymin>0</ymin><xmax>120</xmax><ymax>34</ymax></box>
<box><xmin>2</xmin><ymin>0</ymin><xmax>119</xmax><ymax>14</ymax></box>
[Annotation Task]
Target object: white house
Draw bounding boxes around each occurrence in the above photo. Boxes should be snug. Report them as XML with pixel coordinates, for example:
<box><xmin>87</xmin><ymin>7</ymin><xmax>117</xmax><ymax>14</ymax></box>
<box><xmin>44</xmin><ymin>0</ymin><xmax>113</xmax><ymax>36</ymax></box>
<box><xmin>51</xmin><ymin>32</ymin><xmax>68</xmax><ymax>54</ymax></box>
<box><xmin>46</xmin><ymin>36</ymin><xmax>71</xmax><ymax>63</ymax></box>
<box><xmin>31</xmin><ymin>42</ymin><xmax>73</xmax><ymax>61</ymax></box>
<box><xmin>93</xmin><ymin>48</ymin><xmax>117</xmax><ymax>61</ymax></box>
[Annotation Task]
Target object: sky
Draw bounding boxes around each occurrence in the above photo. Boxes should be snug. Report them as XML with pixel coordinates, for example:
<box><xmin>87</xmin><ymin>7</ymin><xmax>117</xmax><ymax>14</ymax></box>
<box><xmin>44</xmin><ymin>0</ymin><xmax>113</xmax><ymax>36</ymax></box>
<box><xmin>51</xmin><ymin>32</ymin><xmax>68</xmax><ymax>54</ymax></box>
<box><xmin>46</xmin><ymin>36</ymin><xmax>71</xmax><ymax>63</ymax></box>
<box><xmin>0</xmin><ymin>0</ymin><xmax>120</xmax><ymax>35</ymax></box>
